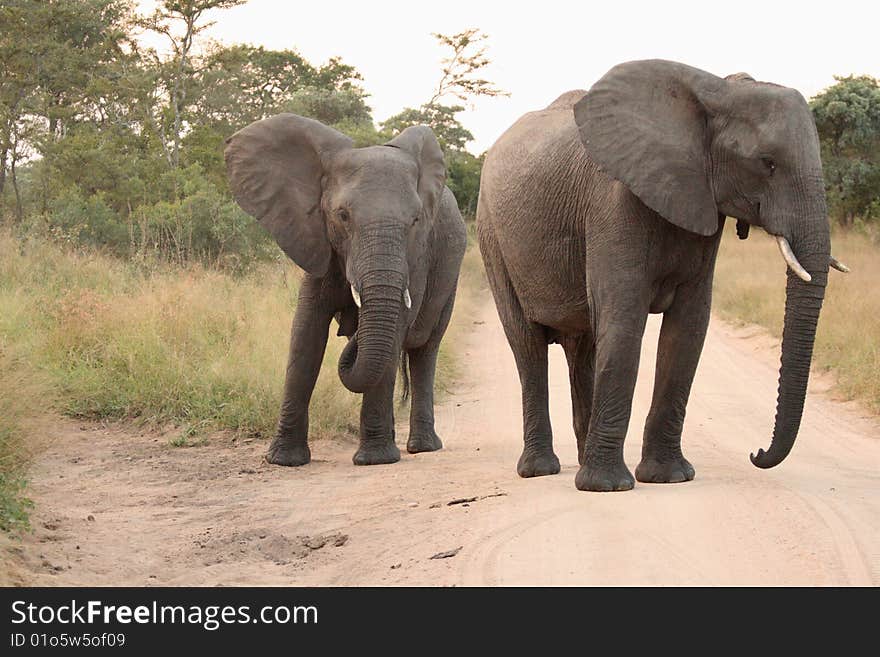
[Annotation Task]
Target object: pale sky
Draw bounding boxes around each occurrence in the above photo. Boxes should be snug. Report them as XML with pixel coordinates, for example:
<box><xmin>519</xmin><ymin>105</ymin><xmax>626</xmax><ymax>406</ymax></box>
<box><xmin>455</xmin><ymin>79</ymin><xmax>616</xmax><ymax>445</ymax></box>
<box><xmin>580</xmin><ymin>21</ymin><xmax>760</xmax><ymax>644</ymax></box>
<box><xmin>138</xmin><ymin>0</ymin><xmax>880</xmax><ymax>153</ymax></box>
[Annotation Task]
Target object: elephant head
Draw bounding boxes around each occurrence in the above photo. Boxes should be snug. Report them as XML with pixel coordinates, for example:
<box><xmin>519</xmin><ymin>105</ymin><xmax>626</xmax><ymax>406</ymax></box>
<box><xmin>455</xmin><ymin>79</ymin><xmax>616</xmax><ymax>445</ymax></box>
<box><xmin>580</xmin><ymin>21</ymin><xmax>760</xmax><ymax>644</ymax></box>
<box><xmin>225</xmin><ymin>114</ymin><xmax>445</xmax><ymax>393</ymax></box>
<box><xmin>574</xmin><ymin>59</ymin><xmax>846</xmax><ymax>469</ymax></box>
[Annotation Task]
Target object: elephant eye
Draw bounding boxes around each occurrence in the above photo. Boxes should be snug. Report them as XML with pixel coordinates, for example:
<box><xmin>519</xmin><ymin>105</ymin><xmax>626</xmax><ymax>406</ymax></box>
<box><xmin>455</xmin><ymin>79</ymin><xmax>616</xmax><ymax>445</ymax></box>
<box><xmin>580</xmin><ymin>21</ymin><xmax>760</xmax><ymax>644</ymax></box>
<box><xmin>337</xmin><ymin>209</ymin><xmax>350</xmax><ymax>222</ymax></box>
<box><xmin>412</xmin><ymin>214</ymin><xmax>419</xmax><ymax>225</ymax></box>
<box><xmin>761</xmin><ymin>157</ymin><xmax>776</xmax><ymax>176</ymax></box>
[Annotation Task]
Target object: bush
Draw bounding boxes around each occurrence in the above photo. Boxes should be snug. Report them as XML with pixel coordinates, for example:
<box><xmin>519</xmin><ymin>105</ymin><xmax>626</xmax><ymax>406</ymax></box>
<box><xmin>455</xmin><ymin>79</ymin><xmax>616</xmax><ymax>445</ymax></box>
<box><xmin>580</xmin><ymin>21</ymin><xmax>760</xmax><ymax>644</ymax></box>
<box><xmin>129</xmin><ymin>166</ymin><xmax>276</xmax><ymax>269</ymax></box>
<box><xmin>46</xmin><ymin>187</ymin><xmax>129</xmax><ymax>255</ymax></box>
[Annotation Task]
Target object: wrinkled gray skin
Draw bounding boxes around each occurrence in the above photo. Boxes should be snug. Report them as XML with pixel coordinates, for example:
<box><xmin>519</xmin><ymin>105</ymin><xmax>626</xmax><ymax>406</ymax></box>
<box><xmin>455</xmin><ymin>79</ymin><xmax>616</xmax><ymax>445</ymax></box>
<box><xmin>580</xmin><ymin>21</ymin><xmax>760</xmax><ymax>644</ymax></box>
<box><xmin>477</xmin><ymin>60</ymin><xmax>834</xmax><ymax>491</ymax></box>
<box><xmin>226</xmin><ymin>114</ymin><xmax>466</xmax><ymax>466</ymax></box>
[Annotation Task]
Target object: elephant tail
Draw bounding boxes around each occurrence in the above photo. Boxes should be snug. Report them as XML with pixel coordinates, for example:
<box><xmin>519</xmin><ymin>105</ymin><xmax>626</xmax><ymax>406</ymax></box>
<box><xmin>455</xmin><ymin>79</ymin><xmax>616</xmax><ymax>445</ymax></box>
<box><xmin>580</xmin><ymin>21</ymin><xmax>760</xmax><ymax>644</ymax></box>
<box><xmin>399</xmin><ymin>350</ymin><xmax>410</xmax><ymax>403</ymax></box>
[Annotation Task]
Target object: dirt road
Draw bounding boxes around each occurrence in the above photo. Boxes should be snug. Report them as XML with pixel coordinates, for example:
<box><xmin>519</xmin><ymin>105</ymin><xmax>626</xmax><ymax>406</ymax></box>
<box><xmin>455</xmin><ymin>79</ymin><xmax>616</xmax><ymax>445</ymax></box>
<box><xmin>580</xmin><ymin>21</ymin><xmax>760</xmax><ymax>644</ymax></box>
<box><xmin>12</xmin><ymin>301</ymin><xmax>880</xmax><ymax>586</ymax></box>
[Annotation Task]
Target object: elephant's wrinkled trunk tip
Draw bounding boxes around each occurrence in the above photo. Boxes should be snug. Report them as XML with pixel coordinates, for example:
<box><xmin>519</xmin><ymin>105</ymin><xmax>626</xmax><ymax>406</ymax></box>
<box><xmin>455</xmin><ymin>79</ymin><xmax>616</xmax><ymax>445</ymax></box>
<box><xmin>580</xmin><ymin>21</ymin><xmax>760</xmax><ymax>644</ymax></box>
<box><xmin>750</xmin><ymin>446</ymin><xmax>787</xmax><ymax>469</ymax></box>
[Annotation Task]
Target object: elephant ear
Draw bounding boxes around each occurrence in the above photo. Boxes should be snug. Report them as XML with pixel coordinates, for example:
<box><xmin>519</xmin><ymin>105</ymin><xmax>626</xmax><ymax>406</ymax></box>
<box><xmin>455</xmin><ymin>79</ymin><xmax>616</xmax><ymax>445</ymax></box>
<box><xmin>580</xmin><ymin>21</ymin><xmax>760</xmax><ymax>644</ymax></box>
<box><xmin>574</xmin><ymin>60</ymin><xmax>726</xmax><ymax>236</ymax></box>
<box><xmin>386</xmin><ymin>126</ymin><xmax>446</xmax><ymax>220</ymax></box>
<box><xmin>225</xmin><ymin>113</ymin><xmax>353</xmax><ymax>276</ymax></box>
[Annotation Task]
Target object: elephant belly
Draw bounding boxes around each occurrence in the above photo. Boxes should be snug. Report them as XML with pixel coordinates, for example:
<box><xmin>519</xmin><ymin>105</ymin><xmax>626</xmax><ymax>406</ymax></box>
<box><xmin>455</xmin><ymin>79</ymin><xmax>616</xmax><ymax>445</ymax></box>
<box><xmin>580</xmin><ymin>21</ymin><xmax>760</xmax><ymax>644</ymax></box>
<box><xmin>529</xmin><ymin>299</ymin><xmax>591</xmax><ymax>335</ymax></box>
<box><xmin>507</xmin><ymin>256</ymin><xmax>591</xmax><ymax>334</ymax></box>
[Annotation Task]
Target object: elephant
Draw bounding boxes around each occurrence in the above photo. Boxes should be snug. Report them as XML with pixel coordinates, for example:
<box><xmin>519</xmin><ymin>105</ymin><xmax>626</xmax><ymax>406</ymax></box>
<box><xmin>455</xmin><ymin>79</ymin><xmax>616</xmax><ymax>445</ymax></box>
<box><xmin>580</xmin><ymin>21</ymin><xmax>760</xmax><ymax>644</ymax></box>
<box><xmin>225</xmin><ymin>114</ymin><xmax>466</xmax><ymax>466</ymax></box>
<box><xmin>476</xmin><ymin>59</ymin><xmax>848</xmax><ymax>492</ymax></box>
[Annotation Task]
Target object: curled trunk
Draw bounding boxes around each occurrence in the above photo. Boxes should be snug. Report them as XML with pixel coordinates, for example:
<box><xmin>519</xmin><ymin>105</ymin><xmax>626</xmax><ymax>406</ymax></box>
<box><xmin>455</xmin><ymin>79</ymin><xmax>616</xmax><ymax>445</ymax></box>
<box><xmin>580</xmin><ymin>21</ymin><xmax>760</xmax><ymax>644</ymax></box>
<box><xmin>338</xmin><ymin>225</ymin><xmax>408</xmax><ymax>393</ymax></box>
<box><xmin>338</xmin><ymin>275</ymin><xmax>405</xmax><ymax>392</ymax></box>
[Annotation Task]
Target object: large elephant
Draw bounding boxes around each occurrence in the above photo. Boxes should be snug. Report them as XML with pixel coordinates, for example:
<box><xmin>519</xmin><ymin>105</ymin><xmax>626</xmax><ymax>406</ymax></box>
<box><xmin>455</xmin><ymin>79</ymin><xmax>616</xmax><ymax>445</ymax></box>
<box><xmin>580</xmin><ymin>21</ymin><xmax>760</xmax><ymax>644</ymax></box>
<box><xmin>476</xmin><ymin>60</ymin><xmax>848</xmax><ymax>492</ymax></box>
<box><xmin>226</xmin><ymin>114</ymin><xmax>466</xmax><ymax>466</ymax></box>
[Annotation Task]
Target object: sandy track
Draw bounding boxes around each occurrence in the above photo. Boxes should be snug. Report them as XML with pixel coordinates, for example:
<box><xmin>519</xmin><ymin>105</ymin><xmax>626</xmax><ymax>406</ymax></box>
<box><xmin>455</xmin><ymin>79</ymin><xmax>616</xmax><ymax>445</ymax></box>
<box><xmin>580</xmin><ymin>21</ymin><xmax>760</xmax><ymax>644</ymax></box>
<box><xmin>11</xmin><ymin>300</ymin><xmax>880</xmax><ymax>586</ymax></box>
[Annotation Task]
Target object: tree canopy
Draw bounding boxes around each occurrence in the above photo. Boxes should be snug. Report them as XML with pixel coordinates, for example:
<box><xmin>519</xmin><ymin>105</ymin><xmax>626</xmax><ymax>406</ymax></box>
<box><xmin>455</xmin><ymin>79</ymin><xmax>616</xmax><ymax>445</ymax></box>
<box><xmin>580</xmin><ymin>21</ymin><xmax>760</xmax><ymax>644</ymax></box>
<box><xmin>811</xmin><ymin>75</ymin><xmax>880</xmax><ymax>226</ymax></box>
<box><xmin>0</xmin><ymin>3</ymin><xmax>497</xmax><ymax>266</ymax></box>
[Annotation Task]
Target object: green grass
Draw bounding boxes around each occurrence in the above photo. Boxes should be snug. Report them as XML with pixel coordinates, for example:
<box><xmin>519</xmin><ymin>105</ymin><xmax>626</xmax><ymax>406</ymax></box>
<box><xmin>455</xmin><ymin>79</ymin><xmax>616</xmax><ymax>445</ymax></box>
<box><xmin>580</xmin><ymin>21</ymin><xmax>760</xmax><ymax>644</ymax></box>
<box><xmin>713</xmin><ymin>221</ymin><xmax>880</xmax><ymax>411</ymax></box>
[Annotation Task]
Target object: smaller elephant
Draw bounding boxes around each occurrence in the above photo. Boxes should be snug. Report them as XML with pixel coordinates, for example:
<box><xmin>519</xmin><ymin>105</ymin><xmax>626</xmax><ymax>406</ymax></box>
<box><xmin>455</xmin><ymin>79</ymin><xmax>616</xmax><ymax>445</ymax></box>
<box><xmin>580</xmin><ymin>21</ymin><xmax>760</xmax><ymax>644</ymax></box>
<box><xmin>225</xmin><ymin>114</ymin><xmax>466</xmax><ymax>466</ymax></box>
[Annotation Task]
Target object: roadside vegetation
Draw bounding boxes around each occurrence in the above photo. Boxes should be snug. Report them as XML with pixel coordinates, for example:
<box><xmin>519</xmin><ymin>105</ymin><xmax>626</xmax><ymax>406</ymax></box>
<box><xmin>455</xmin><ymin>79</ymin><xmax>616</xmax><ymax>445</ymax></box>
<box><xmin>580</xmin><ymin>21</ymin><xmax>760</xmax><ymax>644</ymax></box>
<box><xmin>0</xmin><ymin>343</ymin><xmax>50</xmax><ymax>535</ymax></box>
<box><xmin>0</xmin><ymin>231</ymin><xmax>359</xmax><ymax>437</ymax></box>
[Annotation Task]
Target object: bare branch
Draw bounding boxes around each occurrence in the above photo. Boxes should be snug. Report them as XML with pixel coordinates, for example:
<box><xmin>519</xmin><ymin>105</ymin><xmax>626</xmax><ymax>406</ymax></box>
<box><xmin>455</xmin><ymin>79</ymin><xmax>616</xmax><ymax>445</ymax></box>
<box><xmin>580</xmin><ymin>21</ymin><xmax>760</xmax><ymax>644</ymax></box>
<box><xmin>427</xmin><ymin>28</ymin><xmax>508</xmax><ymax>107</ymax></box>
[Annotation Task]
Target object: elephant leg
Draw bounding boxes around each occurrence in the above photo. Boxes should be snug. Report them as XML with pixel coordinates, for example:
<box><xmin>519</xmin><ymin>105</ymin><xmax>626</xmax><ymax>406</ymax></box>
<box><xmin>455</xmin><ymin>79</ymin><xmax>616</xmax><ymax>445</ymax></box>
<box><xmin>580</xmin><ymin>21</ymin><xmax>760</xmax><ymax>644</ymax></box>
<box><xmin>353</xmin><ymin>363</ymin><xmax>401</xmax><ymax>465</ymax></box>
<box><xmin>268</xmin><ymin>276</ymin><xmax>334</xmax><ymax>467</ymax></box>
<box><xmin>635</xmin><ymin>282</ymin><xmax>711</xmax><ymax>483</ymax></box>
<box><xmin>575</xmin><ymin>317</ymin><xmax>647</xmax><ymax>491</ymax></box>
<box><xmin>480</xmin><ymin>234</ymin><xmax>558</xmax><ymax>478</ymax></box>
<box><xmin>561</xmin><ymin>335</ymin><xmax>595</xmax><ymax>467</ymax></box>
<box><xmin>406</xmin><ymin>289</ymin><xmax>456</xmax><ymax>454</ymax></box>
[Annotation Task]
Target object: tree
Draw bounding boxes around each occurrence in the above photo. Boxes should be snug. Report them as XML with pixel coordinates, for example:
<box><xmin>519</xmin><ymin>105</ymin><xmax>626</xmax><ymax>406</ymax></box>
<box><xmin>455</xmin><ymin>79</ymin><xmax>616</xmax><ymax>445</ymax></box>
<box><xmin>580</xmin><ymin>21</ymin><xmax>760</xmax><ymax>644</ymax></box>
<box><xmin>195</xmin><ymin>44</ymin><xmax>322</xmax><ymax>128</ymax></box>
<box><xmin>382</xmin><ymin>28</ymin><xmax>506</xmax><ymax>152</ymax></box>
<box><xmin>811</xmin><ymin>75</ymin><xmax>880</xmax><ymax>225</ymax></box>
<box><xmin>0</xmin><ymin>0</ymin><xmax>41</xmax><ymax>203</ymax></box>
<box><xmin>427</xmin><ymin>28</ymin><xmax>507</xmax><ymax>107</ymax></box>
<box><xmin>0</xmin><ymin>0</ymin><xmax>134</xmax><ymax>220</ymax></box>
<box><xmin>184</xmin><ymin>43</ymin><xmax>374</xmax><ymax>188</ymax></box>
<box><xmin>138</xmin><ymin>0</ymin><xmax>246</xmax><ymax>169</ymax></box>
<box><xmin>381</xmin><ymin>28</ymin><xmax>506</xmax><ymax>217</ymax></box>
<box><xmin>380</xmin><ymin>104</ymin><xmax>473</xmax><ymax>152</ymax></box>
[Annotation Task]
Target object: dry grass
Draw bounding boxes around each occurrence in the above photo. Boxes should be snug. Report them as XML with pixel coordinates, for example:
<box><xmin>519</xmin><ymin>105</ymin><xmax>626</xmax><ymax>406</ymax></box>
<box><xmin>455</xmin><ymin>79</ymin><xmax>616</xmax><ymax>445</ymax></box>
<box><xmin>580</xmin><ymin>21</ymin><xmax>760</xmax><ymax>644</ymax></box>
<box><xmin>435</xmin><ymin>222</ymin><xmax>488</xmax><ymax>393</ymax></box>
<box><xmin>0</xmin><ymin>326</ymin><xmax>55</xmax><ymax>580</ymax></box>
<box><xmin>0</xmin><ymin>233</ymin><xmax>360</xmax><ymax>443</ymax></box>
<box><xmin>713</xmin><ymin>220</ymin><xmax>880</xmax><ymax>411</ymax></box>
<box><xmin>0</xmin><ymin>342</ymin><xmax>52</xmax><ymax>533</ymax></box>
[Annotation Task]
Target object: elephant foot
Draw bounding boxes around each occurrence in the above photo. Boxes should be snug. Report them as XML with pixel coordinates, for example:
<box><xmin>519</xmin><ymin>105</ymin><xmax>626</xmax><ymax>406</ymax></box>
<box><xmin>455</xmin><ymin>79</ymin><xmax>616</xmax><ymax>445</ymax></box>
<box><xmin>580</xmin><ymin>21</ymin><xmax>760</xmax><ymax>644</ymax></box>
<box><xmin>353</xmin><ymin>440</ymin><xmax>401</xmax><ymax>466</ymax></box>
<box><xmin>407</xmin><ymin>430</ymin><xmax>443</xmax><ymax>454</ymax></box>
<box><xmin>575</xmin><ymin>453</ymin><xmax>634</xmax><ymax>492</ymax></box>
<box><xmin>517</xmin><ymin>447</ymin><xmax>561</xmax><ymax>478</ymax></box>
<box><xmin>266</xmin><ymin>438</ymin><xmax>311</xmax><ymax>467</ymax></box>
<box><xmin>635</xmin><ymin>455</ymin><xmax>695</xmax><ymax>484</ymax></box>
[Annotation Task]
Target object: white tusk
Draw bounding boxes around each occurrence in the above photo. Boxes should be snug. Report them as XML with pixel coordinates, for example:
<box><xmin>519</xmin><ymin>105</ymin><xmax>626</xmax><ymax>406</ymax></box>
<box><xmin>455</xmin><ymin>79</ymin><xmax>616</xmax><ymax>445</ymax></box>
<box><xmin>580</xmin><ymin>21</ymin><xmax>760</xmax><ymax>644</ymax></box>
<box><xmin>775</xmin><ymin>236</ymin><xmax>811</xmax><ymax>282</ymax></box>
<box><xmin>350</xmin><ymin>285</ymin><xmax>361</xmax><ymax>308</ymax></box>
<box><xmin>403</xmin><ymin>289</ymin><xmax>412</xmax><ymax>309</ymax></box>
<box><xmin>829</xmin><ymin>256</ymin><xmax>850</xmax><ymax>273</ymax></box>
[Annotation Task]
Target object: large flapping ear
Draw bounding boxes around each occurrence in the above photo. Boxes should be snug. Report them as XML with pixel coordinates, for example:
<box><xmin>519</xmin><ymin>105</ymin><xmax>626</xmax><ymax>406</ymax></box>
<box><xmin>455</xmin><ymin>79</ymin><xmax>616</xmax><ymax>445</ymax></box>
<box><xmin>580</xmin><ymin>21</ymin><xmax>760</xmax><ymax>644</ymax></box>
<box><xmin>386</xmin><ymin>126</ymin><xmax>446</xmax><ymax>220</ymax></box>
<box><xmin>574</xmin><ymin>59</ymin><xmax>726</xmax><ymax>236</ymax></box>
<box><xmin>225</xmin><ymin>113</ymin><xmax>353</xmax><ymax>276</ymax></box>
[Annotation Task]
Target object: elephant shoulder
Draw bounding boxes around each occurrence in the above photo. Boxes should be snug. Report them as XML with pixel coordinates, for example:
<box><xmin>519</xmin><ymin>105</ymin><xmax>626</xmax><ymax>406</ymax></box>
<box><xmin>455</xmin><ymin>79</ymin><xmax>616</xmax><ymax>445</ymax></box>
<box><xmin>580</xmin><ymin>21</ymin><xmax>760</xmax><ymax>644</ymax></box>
<box><xmin>488</xmin><ymin>91</ymin><xmax>588</xmax><ymax>158</ymax></box>
<box><xmin>546</xmin><ymin>90</ymin><xmax>588</xmax><ymax>111</ymax></box>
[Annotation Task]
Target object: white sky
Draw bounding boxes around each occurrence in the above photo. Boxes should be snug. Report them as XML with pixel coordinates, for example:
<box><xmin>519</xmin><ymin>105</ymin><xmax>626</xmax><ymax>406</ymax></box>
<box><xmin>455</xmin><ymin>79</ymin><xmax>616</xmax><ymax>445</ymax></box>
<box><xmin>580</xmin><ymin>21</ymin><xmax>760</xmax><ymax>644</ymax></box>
<box><xmin>138</xmin><ymin>0</ymin><xmax>880</xmax><ymax>153</ymax></box>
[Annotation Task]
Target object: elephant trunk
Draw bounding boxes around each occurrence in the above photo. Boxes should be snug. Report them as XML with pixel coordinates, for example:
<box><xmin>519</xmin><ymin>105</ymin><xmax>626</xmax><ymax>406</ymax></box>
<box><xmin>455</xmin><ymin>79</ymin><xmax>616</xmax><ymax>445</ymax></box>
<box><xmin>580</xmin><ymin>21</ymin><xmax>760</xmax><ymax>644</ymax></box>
<box><xmin>751</xmin><ymin>214</ymin><xmax>829</xmax><ymax>468</ymax></box>
<box><xmin>338</xmin><ymin>228</ymin><xmax>408</xmax><ymax>393</ymax></box>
